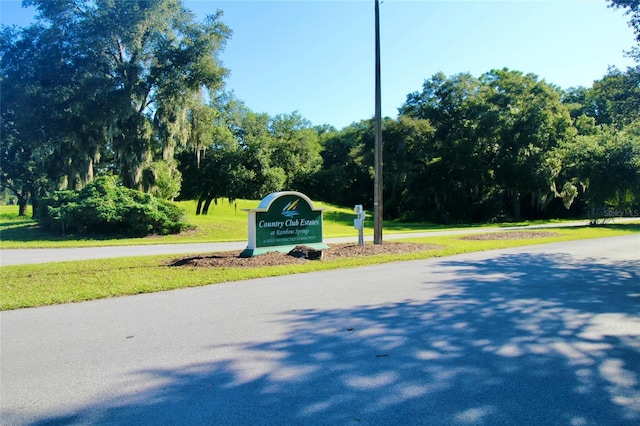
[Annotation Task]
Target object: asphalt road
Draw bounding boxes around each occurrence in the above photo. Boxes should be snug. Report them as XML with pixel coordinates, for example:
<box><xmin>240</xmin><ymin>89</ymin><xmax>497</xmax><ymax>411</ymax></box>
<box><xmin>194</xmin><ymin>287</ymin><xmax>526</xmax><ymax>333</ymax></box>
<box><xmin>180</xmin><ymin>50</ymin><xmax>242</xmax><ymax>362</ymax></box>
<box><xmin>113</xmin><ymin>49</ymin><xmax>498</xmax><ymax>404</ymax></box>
<box><xmin>2</xmin><ymin>235</ymin><xmax>639</xmax><ymax>425</ymax></box>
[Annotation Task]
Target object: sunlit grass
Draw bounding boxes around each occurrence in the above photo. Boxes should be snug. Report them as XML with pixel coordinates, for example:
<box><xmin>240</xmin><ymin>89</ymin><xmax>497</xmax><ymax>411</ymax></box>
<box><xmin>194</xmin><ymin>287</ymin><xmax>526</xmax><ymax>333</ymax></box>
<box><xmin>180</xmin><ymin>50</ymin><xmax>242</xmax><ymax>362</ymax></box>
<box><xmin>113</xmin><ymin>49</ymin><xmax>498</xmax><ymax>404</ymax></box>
<box><xmin>0</xmin><ymin>202</ymin><xmax>589</xmax><ymax>249</ymax></box>
<box><xmin>2</xmin><ymin>224</ymin><xmax>637</xmax><ymax>310</ymax></box>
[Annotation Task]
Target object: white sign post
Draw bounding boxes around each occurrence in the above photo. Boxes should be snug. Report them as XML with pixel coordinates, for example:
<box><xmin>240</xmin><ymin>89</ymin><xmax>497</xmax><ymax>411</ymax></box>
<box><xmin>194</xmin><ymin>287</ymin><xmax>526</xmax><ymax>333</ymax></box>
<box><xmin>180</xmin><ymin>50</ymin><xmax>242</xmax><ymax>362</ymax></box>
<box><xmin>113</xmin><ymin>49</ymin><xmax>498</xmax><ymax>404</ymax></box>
<box><xmin>354</xmin><ymin>204</ymin><xmax>366</xmax><ymax>246</ymax></box>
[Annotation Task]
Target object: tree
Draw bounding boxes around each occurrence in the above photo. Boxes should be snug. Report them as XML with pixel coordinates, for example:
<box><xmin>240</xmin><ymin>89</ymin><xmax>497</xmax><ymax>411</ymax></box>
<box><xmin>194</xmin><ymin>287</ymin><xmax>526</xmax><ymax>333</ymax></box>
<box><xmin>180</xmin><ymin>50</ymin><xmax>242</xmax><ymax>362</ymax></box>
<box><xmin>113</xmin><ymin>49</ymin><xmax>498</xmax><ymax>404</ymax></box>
<box><xmin>269</xmin><ymin>112</ymin><xmax>323</xmax><ymax>190</ymax></box>
<box><xmin>591</xmin><ymin>66</ymin><xmax>640</xmax><ymax>127</ymax></box>
<box><xmin>609</xmin><ymin>0</ymin><xmax>640</xmax><ymax>44</ymax></box>
<box><xmin>382</xmin><ymin>116</ymin><xmax>435</xmax><ymax>220</ymax></box>
<box><xmin>609</xmin><ymin>0</ymin><xmax>640</xmax><ymax>61</ymax></box>
<box><xmin>562</xmin><ymin>86</ymin><xmax>598</xmax><ymax>121</ymax></box>
<box><xmin>398</xmin><ymin>69</ymin><xmax>576</xmax><ymax>222</ymax></box>
<box><xmin>0</xmin><ymin>104</ymin><xmax>45</xmax><ymax>216</ymax></box>
<box><xmin>400</xmin><ymin>72</ymin><xmax>495</xmax><ymax>222</ymax></box>
<box><xmin>177</xmin><ymin>96</ymin><xmax>254</xmax><ymax>214</ymax></box>
<box><xmin>177</xmin><ymin>99</ymin><xmax>315</xmax><ymax>215</ymax></box>
<box><xmin>310</xmin><ymin>120</ymin><xmax>376</xmax><ymax>209</ymax></box>
<box><xmin>478</xmin><ymin>69</ymin><xmax>574</xmax><ymax>220</ymax></box>
<box><xmin>559</xmin><ymin>121</ymin><xmax>640</xmax><ymax>218</ymax></box>
<box><xmin>0</xmin><ymin>24</ymin><xmax>78</xmax><ymax>214</ymax></box>
<box><xmin>6</xmin><ymin>0</ymin><xmax>231</xmax><ymax>192</ymax></box>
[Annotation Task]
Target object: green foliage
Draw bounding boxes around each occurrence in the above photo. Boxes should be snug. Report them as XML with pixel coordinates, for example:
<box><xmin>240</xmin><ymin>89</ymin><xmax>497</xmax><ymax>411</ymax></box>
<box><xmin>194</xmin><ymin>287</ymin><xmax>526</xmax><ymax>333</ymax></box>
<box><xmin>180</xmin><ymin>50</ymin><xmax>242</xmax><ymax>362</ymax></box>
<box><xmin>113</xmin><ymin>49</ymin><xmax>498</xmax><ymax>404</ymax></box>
<box><xmin>559</xmin><ymin>121</ymin><xmax>640</xmax><ymax>210</ymax></box>
<box><xmin>399</xmin><ymin>72</ymin><xmax>492</xmax><ymax>222</ymax></box>
<box><xmin>608</xmin><ymin>0</ymin><xmax>640</xmax><ymax>46</ymax></box>
<box><xmin>4</xmin><ymin>1</ymin><xmax>640</xmax><ymax>226</ymax></box>
<box><xmin>308</xmin><ymin>120</ymin><xmax>376</xmax><ymax>208</ymax></box>
<box><xmin>142</xmin><ymin>160</ymin><xmax>183</xmax><ymax>200</ymax></box>
<box><xmin>591</xmin><ymin>66</ymin><xmax>640</xmax><ymax>127</ymax></box>
<box><xmin>3</xmin><ymin>0</ymin><xmax>231</xmax><ymax>193</ymax></box>
<box><xmin>396</xmin><ymin>69</ymin><xmax>574</xmax><ymax>222</ymax></box>
<box><xmin>36</xmin><ymin>176</ymin><xmax>189</xmax><ymax>237</ymax></box>
<box><xmin>269</xmin><ymin>112</ymin><xmax>323</xmax><ymax>188</ymax></box>
<box><xmin>480</xmin><ymin>69</ymin><xmax>574</xmax><ymax>220</ymax></box>
<box><xmin>177</xmin><ymin>98</ymin><xmax>323</xmax><ymax>214</ymax></box>
<box><xmin>383</xmin><ymin>116</ymin><xmax>437</xmax><ymax>221</ymax></box>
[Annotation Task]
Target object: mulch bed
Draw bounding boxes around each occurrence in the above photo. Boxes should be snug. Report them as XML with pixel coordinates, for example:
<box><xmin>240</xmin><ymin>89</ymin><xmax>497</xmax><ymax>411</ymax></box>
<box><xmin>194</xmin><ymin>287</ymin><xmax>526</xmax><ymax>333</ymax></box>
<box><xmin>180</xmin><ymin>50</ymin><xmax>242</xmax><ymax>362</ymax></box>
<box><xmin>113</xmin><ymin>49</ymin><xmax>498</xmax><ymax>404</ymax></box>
<box><xmin>166</xmin><ymin>242</ymin><xmax>441</xmax><ymax>268</ymax></box>
<box><xmin>459</xmin><ymin>231</ymin><xmax>560</xmax><ymax>240</ymax></box>
<box><xmin>166</xmin><ymin>231</ymin><xmax>559</xmax><ymax>268</ymax></box>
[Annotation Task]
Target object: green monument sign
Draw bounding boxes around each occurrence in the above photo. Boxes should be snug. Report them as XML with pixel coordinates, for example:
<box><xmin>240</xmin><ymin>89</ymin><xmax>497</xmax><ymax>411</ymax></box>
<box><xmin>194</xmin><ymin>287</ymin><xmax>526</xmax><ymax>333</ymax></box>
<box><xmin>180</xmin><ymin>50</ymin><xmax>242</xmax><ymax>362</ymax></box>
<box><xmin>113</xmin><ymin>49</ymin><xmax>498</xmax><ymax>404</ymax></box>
<box><xmin>241</xmin><ymin>191</ymin><xmax>329</xmax><ymax>257</ymax></box>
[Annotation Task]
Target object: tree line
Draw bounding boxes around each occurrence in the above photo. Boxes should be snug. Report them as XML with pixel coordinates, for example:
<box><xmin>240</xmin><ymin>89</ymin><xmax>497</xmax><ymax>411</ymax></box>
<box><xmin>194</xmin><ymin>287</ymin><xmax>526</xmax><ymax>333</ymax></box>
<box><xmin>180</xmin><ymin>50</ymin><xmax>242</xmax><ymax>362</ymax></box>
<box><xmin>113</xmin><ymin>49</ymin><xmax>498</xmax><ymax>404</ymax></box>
<box><xmin>2</xmin><ymin>0</ymin><xmax>639</xmax><ymax>225</ymax></box>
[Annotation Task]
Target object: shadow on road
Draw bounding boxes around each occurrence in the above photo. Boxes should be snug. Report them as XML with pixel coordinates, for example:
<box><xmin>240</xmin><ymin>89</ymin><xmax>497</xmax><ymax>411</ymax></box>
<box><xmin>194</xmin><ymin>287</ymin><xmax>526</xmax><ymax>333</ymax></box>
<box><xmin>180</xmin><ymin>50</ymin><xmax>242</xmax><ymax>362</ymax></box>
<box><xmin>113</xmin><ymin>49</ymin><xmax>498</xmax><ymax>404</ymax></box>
<box><xmin>27</xmin><ymin>253</ymin><xmax>640</xmax><ymax>425</ymax></box>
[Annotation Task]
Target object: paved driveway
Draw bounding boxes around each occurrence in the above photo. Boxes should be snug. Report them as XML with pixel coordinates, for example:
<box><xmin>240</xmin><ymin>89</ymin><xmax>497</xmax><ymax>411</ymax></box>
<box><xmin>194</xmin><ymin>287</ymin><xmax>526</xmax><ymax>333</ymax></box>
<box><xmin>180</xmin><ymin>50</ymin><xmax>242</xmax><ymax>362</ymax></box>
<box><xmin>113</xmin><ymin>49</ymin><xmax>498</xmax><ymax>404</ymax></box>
<box><xmin>1</xmin><ymin>235</ymin><xmax>639</xmax><ymax>425</ymax></box>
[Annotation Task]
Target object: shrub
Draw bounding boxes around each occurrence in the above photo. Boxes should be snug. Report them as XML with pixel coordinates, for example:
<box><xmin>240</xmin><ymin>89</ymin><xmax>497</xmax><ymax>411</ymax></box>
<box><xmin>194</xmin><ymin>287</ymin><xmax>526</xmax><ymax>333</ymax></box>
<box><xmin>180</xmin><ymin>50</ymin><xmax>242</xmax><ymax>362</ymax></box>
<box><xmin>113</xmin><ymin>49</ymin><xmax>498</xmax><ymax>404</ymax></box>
<box><xmin>36</xmin><ymin>176</ymin><xmax>190</xmax><ymax>237</ymax></box>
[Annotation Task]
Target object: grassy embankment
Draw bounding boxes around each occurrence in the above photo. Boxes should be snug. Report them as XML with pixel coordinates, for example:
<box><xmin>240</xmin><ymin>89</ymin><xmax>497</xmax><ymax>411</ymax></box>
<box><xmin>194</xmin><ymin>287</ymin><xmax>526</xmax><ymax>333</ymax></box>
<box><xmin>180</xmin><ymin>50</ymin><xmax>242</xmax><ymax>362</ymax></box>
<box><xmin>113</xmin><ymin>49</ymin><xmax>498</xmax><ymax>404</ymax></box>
<box><xmin>1</xmin><ymin>201</ymin><xmax>638</xmax><ymax>310</ymax></box>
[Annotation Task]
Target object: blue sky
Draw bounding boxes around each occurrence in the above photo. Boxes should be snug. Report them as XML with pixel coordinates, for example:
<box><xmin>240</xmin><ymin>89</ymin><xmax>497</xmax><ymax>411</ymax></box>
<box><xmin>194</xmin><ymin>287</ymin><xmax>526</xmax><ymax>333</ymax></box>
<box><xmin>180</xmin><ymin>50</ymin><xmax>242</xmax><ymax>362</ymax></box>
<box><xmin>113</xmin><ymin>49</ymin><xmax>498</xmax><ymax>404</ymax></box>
<box><xmin>1</xmin><ymin>0</ymin><xmax>637</xmax><ymax>129</ymax></box>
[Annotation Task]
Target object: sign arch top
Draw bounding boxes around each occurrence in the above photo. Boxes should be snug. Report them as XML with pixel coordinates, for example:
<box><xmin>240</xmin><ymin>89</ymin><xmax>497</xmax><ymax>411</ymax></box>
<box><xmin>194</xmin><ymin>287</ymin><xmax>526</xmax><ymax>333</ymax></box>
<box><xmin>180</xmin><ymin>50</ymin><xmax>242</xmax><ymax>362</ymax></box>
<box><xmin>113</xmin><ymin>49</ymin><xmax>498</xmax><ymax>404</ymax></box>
<box><xmin>254</xmin><ymin>191</ymin><xmax>322</xmax><ymax>213</ymax></box>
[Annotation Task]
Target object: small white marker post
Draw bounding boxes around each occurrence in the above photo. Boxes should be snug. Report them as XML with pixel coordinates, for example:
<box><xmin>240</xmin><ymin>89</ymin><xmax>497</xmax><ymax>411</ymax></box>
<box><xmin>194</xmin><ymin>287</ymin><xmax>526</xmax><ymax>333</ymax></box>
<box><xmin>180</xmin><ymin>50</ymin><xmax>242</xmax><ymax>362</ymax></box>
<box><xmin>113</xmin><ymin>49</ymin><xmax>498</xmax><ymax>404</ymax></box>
<box><xmin>354</xmin><ymin>205</ymin><xmax>366</xmax><ymax>246</ymax></box>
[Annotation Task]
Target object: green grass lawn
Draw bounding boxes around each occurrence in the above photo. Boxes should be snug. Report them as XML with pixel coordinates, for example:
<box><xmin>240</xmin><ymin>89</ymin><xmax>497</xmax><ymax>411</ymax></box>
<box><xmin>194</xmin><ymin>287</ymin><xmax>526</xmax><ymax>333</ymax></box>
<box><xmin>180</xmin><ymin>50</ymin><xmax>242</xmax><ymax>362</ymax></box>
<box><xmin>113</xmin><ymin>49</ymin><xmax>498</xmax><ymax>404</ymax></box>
<box><xmin>0</xmin><ymin>201</ymin><xmax>583</xmax><ymax>249</ymax></box>
<box><xmin>1</xmin><ymin>221</ymin><xmax>638</xmax><ymax>310</ymax></box>
<box><xmin>2</xmin><ymin>200</ymin><xmax>371</xmax><ymax>248</ymax></box>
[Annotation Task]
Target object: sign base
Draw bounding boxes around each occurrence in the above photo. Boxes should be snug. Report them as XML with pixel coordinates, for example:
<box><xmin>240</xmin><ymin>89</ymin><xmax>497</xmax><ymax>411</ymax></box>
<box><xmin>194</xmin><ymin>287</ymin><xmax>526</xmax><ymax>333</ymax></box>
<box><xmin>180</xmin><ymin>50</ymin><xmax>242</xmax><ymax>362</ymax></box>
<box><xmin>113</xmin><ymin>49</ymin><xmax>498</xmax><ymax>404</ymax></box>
<box><xmin>240</xmin><ymin>242</ymin><xmax>330</xmax><ymax>258</ymax></box>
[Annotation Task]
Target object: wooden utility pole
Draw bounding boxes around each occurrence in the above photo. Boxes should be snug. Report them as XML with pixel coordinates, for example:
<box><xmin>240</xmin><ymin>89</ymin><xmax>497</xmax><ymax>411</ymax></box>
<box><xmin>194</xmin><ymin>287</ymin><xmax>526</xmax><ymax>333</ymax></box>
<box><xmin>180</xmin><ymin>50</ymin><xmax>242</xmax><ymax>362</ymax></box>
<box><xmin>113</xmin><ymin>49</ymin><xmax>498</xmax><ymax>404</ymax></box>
<box><xmin>373</xmin><ymin>0</ymin><xmax>383</xmax><ymax>244</ymax></box>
